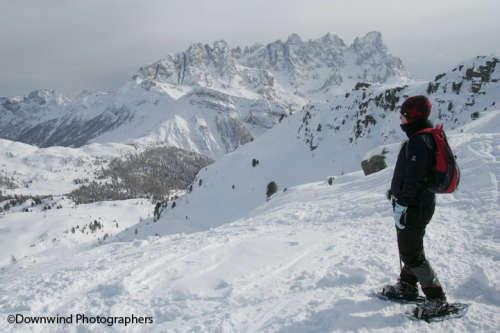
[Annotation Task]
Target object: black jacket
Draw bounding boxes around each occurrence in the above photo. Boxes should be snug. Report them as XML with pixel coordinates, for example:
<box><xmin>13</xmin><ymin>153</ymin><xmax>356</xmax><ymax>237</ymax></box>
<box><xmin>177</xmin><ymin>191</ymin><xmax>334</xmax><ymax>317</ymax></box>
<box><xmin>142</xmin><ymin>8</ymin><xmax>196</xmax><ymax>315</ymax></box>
<box><xmin>390</xmin><ymin>119</ymin><xmax>435</xmax><ymax>207</ymax></box>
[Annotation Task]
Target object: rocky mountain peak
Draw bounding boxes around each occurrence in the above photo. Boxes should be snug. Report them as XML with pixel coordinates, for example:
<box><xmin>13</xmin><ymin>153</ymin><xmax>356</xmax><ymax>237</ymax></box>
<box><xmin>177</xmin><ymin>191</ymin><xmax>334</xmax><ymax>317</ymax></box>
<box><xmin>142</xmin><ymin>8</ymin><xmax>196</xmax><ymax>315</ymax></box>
<box><xmin>350</xmin><ymin>31</ymin><xmax>384</xmax><ymax>51</ymax></box>
<box><xmin>1</xmin><ymin>89</ymin><xmax>68</xmax><ymax>113</ymax></box>
<box><xmin>286</xmin><ymin>33</ymin><xmax>304</xmax><ymax>46</ymax></box>
<box><xmin>345</xmin><ymin>31</ymin><xmax>405</xmax><ymax>82</ymax></box>
<box><xmin>318</xmin><ymin>32</ymin><xmax>346</xmax><ymax>47</ymax></box>
<box><xmin>24</xmin><ymin>89</ymin><xmax>62</xmax><ymax>105</ymax></box>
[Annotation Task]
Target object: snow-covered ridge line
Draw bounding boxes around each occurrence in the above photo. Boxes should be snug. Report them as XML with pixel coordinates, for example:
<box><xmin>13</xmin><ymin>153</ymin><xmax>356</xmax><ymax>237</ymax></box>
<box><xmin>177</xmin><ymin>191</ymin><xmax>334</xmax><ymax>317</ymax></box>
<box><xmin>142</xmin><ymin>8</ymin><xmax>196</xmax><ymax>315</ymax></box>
<box><xmin>297</xmin><ymin>56</ymin><xmax>499</xmax><ymax>150</ymax></box>
<box><xmin>137</xmin><ymin>31</ymin><xmax>406</xmax><ymax>94</ymax></box>
<box><xmin>0</xmin><ymin>31</ymin><xmax>407</xmax><ymax>157</ymax></box>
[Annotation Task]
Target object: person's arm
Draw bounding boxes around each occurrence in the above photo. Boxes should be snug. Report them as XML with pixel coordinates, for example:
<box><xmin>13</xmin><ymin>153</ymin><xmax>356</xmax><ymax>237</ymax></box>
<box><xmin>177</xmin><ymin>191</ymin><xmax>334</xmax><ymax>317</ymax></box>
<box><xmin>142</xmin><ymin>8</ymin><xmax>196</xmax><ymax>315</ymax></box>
<box><xmin>397</xmin><ymin>135</ymin><xmax>431</xmax><ymax>206</ymax></box>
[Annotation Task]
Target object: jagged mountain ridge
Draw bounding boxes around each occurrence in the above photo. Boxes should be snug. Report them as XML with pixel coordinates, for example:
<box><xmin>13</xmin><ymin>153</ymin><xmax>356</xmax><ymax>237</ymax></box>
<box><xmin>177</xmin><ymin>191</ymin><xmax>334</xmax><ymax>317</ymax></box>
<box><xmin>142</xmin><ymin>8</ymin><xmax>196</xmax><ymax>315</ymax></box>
<box><xmin>138</xmin><ymin>31</ymin><xmax>406</xmax><ymax>96</ymax></box>
<box><xmin>297</xmin><ymin>56</ymin><xmax>499</xmax><ymax>151</ymax></box>
<box><xmin>0</xmin><ymin>31</ymin><xmax>407</xmax><ymax>157</ymax></box>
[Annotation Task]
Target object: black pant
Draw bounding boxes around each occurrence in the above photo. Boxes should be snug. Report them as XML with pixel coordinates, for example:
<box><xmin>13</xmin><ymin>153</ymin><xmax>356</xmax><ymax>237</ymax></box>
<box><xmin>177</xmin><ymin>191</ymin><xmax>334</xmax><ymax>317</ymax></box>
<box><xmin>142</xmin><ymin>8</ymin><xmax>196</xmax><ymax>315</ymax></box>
<box><xmin>397</xmin><ymin>202</ymin><xmax>440</xmax><ymax>288</ymax></box>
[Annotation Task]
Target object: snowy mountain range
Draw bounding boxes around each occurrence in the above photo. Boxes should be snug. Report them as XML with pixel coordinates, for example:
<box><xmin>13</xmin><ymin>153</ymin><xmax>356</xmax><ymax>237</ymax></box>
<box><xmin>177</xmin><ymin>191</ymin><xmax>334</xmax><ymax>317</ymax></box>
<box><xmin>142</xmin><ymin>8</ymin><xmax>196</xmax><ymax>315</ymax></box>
<box><xmin>0</xmin><ymin>32</ymin><xmax>497</xmax><ymax>210</ymax></box>
<box><xmin>0</xmin><ymin>31</ymin><xmax>499</xmax><ymax>332</ymax></box>
<box><xmin>0</xmin><ymin>32</ymin><xmax>407</xmax><ymax>158</ymax></box>
<box><xmin>115</xmin><ymin>55</ymin><xmax>499</xmax><ymax>237</ymax></box>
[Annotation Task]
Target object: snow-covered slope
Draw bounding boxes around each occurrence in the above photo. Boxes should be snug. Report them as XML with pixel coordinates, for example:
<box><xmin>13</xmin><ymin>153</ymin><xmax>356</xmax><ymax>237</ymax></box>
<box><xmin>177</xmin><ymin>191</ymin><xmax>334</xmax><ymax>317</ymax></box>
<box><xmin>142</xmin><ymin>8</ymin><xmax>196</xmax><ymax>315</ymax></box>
<box><xmin>0</xmin><ymin>197</ymin><xmax>152</xmax><ymax>267</ymax></box>
<box><xmin>1</xmin><ymin>32</ymin><xmax>499</xmax><ymax>332</ymax></box>
<box><xmin>0</xmin><ymin>110</ymin><xmax>498</xmax><ymax>332</ymax></box>
<box><xmin>0</xmin><ymin>139</ymin><xmax>139</xmax><ymax>196</ymax></box>
<box><xmin>0</xmin><ymin>32</ymin><xmax>407</xmax><ymax>158</ymax></box>
<box><xmin>124</xmin><ymin>56</ymin><xmax>499</xmax><ymax>237</ymax></box>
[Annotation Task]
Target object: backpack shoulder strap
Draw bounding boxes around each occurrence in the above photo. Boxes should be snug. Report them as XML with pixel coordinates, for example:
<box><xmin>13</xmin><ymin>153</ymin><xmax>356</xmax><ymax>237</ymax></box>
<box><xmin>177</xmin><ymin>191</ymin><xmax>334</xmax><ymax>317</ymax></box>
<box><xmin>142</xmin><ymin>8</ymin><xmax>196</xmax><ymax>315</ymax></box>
<box><xmin>405</xmin><ymin>131</ymin><xmax>435</xmax><ymax>166</ymax></box>
<box><xmin>419</xmin><ymin>132</ymin><xmax>435</xmax><ymax>151</ymax></box>
<box><xmin>412</xmin><ymin>125</ymin><xmax>441</xmax><ymax>150</ymax></box>
<box><xmin>410</xmin><ymin>129</ymin><xmax>433</xmax><ymax>148</ymax></box>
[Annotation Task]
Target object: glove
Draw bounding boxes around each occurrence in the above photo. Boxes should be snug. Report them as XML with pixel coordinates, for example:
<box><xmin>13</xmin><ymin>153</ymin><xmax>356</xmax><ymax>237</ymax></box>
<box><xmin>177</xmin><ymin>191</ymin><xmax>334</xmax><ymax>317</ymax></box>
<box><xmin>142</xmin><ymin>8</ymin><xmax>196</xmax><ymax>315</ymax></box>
<box><xmin>386</xmin><ymin>189</ymin><xmax>392</xmax><ymax>201</ymax></box>
<box><xmin>393</xmin><ymin>202</ymin><xmax>407</xmax><ymax>230</ymax></box>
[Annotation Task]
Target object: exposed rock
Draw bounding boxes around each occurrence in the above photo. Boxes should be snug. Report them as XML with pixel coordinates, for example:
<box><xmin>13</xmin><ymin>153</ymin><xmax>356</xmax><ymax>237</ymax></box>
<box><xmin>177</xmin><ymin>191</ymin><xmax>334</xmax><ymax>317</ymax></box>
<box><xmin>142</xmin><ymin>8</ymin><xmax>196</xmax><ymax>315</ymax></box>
<box><xmin>361</xmin><ymin>154</ymin><xmax>387</xmax><ymax>175</ymax></box>
<box><xmin>215</xmin><ymin>115</ymin><xmax>254</xmax><ymax>152</ymax></box>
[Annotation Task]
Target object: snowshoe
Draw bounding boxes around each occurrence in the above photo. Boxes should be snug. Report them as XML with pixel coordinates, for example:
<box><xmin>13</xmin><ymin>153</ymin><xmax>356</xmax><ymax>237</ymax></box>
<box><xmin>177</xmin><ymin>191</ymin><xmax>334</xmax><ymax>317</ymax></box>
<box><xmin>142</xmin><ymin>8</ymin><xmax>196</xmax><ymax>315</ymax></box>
<box><xmin>372</xmin><ymin>290</ymin><xmax>425</xmax><ymax>304</ymax></box>
<box><xmin>375</xmin><ymin>281</ymin><xmax>424</xmax><ymax>304</ymax></box>
<box><xmin>407</xmin><ymin>299</ymin><xmax>469</xmax><ymax>322</ymax></box>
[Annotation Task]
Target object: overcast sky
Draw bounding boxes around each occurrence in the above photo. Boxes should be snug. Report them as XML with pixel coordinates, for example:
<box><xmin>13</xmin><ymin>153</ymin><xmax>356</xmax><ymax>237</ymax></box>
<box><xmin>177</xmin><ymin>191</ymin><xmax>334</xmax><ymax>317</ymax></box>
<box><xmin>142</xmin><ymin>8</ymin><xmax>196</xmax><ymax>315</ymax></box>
<box><xmin>1</xmin><ymin>0</ymin><xmax>499</xmax><ymax>97</ymax></box>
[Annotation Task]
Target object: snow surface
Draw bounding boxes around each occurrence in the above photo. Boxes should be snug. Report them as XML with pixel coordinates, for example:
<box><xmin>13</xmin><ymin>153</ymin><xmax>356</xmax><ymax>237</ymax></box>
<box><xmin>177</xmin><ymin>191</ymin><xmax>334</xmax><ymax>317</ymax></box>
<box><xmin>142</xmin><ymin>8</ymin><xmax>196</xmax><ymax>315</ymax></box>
<box><xmin>0</xmin><ymin>111</ymin><xmax>498</xmax><ymax>332</ymax></box>
<box><xmin>0</xmin><ymin>139</ymin><xmax>139</xmax><ymax>195</ymax></box>
<box><xmin>0</xmin><ymin>198</ymin><xmax>152</xmax><ymax>267</ymax></box>
<box><xmin>0</xmin><ymin>35</ymin><xmax>499</xmax><ymax>332</ymax></box>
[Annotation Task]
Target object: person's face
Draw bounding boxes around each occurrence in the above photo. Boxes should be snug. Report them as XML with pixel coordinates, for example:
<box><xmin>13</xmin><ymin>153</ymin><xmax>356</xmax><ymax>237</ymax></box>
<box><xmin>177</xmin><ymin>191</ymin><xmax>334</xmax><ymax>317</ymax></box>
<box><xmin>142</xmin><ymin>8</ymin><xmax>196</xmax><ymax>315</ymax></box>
<box><xmin>400</xmin><ymin>114</ymin><xmax>408</xmax><ymax>124</ymax></box>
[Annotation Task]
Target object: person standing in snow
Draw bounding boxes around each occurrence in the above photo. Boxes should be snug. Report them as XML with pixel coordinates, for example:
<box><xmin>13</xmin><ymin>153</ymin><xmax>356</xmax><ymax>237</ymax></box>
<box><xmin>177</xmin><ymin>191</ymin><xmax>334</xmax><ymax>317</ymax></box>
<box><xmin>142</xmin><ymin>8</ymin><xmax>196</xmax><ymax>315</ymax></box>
<box><xmin>383</xmin><ymin>95</ymin><xmax>448</xmax><ymax>314</ymax></box>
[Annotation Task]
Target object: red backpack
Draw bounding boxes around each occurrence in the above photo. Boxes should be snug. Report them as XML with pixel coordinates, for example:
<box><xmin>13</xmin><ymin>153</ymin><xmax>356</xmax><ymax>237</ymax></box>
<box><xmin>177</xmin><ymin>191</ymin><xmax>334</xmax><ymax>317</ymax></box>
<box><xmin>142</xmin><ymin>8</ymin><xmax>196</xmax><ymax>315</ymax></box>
<box><xmin>413</xmin><ymin>124</ymin><xmax>460</xmax><ymax>193</ymax></box>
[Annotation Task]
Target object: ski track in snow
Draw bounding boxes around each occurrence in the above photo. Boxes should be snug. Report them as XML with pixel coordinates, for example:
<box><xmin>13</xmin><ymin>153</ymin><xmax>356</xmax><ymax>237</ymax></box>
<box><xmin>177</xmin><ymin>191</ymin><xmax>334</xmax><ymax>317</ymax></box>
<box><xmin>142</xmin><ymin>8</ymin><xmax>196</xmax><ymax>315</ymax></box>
<box><xmin>0</xmin><ymin>134</ymin><xmax>499</xmax><ymax>331</ymax></box>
